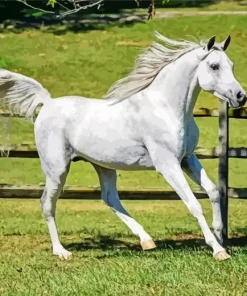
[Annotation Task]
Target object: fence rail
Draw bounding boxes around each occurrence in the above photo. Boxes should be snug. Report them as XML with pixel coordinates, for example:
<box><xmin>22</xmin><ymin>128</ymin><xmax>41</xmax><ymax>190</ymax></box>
<box><xmin>0</xmin><ymin>184</ymin><xmax>246</xmax><ymax>199</ymax></box>
<box><xmin>1</xmin><ymin>105</ymin><xmax>247</xmax><ymax>239</ymax></box>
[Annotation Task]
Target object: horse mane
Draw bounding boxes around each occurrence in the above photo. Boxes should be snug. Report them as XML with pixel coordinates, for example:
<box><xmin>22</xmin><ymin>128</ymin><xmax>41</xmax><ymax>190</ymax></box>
<box><xmin>103</xmin><ymin>31</ymin><xmax>208</xmax><ymax>102</ymax></box>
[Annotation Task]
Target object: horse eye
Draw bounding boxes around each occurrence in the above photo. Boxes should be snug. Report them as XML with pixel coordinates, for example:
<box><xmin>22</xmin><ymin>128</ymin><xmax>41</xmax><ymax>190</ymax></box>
<box><xmin>211</xmin><ymin>63</ymin><xmax>220</xmax><ymax>70</ymax></box>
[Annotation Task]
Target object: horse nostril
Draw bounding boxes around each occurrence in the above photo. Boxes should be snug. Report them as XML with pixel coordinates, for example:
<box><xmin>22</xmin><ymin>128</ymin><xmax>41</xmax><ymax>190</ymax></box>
<box><xmin>237</xmin><ymin>91</ymin><xmax>244</xmax><ymax>100</ymax></box>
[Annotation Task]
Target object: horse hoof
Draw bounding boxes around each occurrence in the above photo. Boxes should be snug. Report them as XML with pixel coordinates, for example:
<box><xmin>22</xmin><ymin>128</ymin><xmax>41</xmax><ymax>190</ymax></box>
<box><xmin>214</xmin><ymin>251</ymin><xmax>231</xmax><ymax>261</ymax></box>
<box><xmin>54</xmin><ymin>248</ymin><xmax>73</xmax><ymax>261</ymax></box>
<box><xmin>59</xmin><ymin>252</ymin><xmax>73</xmax><ymax>261</ymax></box>
<box><xmin>141</xmin><ymin>239</ymin><xmax>156</xmax><ymax>250</ymax></box>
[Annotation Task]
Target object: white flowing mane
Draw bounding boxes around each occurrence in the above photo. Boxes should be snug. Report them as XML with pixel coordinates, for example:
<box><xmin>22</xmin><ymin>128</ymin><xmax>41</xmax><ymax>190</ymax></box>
<box><xmin>103</xmin><ymin>31</ymin><xmax>207</xmax><ymax>101</ymax></box>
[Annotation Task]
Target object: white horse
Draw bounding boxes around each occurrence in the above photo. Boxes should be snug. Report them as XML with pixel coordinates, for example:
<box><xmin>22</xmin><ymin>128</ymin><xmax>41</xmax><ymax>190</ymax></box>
<box><xmin>0</xmin><ymin>32</ymin><xmax>246</xmax><ymax>261</ymax></box>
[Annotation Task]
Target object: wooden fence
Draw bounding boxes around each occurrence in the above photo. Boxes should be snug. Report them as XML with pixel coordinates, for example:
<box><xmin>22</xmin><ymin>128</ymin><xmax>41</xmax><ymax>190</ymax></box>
<box><xmin>1</xmin><ymin>102</ymin><xmax>247</xmax><ymax>239</ymax></box>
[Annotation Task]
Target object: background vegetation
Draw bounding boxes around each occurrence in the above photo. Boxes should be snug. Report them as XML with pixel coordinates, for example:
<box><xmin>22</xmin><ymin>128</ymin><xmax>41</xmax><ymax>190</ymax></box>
<box><xmin>0</xmin><ymin>13</ymin><xmax>247</xmax><ymax>190</ymax></box>
<box><xmin>1</xmin><ymin>2</ymin><xmax>247</xmax><ymax>295</ymax></box>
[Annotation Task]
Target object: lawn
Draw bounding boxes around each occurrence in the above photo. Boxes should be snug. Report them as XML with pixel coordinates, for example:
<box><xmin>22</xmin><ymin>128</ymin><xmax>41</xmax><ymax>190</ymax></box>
<box><xmin>0</xmin><ymin>15</ymin><xmax>247</xmax><ymax>190</ymax></box>
<box><xmin>0</xmin><ymin>13</ymin><xmax>247</xmax><ymax>296</ymax></box>
<box><xmin>164</xmin><ymin>1</ymin><xmax>247</xmax><ymax>12</ymax></box>
<box><xmin>0</xmin><ymin>198</ymin><xmax>247</xmax><ymax>295</ymax></box>
<box><xmin>127</xmin><ymin>1</ymin><xmax>247</xmax><ymax>13</ymax></box>
<box><xmin>194</xmin><ymin>1</ymin><xmax>247</xmax><ymax>11</ymax></box>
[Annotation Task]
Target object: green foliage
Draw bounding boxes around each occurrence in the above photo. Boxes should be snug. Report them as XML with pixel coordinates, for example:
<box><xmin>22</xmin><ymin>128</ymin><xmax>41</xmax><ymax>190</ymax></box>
<box><xmin>162</xmin><ymin>0</ymin><xmax>170</xmax><ymax>4</ymax></box>
<box><xmin>23</xmin><ymin>9</ymin><xmax>45</xmax><ymax>18</ymax></box>
<box><xmin>47</xmin><ymin>0</ymin><xmax>56</xmax><ymax>8</ymax></box>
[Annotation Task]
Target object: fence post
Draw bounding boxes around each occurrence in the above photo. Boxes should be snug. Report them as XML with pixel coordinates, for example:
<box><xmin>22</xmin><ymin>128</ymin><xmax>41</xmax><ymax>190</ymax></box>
<box><xmin>218</xmin><ymin>100</ymin><xmax>229</xmax><ymax>239</ymax></box>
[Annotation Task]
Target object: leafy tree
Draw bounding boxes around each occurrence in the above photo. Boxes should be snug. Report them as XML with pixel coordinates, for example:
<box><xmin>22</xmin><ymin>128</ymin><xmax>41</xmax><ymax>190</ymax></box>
<box><xmin>16</xmin><ymin>0</ymin><xmax>104</xmax><ymax>17</ymax></box>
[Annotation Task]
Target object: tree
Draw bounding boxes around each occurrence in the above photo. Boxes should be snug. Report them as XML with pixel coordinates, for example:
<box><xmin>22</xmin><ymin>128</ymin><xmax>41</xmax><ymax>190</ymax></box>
<box><xmin>14</xmin><ymin>0</ymin><xmax>172</xmax><ymax>18</ymax></box>
<box><xmin>16</xmin><ymin>0</ymin><xmax>104</xmax><ymax>17</ymax></box>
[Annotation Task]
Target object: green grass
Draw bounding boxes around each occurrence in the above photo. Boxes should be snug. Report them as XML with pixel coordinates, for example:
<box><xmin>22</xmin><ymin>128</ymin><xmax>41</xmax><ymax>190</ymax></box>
<box><xmin>0</xmin><ymin>15</ymin><xmax>247</xmax><ymax>190</ymax></box>
<box><xmin>194</xmin><ymin>1</ymin><xmax>247</xmax><ymax>11</ymax></box>
<box><xmin>0</xmin><ymin>198</ymin><xmax>247</xmax><ymax>295</ymax></box>
<box><xmin>124</xmin><ymin>1</ymin><xmax>247</xmax><ymax>13</ymax></box>
<box><xmin>1</xmin><ymin>15</ymin><xmax>247</xmax><ymax>294</ymax></box>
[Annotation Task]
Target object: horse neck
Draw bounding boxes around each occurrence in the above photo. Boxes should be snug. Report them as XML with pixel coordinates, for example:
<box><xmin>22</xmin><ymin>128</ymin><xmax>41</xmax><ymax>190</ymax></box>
<box><xmin>144</xmin><ymin>48</ymin><xmax>202</xmax><ymax>121</ymax></box>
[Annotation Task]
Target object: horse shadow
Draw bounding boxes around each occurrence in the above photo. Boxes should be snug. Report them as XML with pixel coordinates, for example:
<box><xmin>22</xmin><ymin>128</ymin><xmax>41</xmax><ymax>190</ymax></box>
<box><xmin>64</xmin><ymin>231</ymin><xmax>247</xmax><ymax>258</ymax></box>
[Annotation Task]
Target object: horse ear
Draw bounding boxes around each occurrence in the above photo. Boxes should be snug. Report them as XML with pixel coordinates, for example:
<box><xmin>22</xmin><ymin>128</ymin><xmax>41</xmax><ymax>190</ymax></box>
<box><xmin>206</xmin><ymin>35</ymin><xmax>216</xmax><ymax>51</ymax></box>
<box><xmin>220</xmin><ymin>35</ymin><xmax>231</xmax><ymax>51</ymax></box>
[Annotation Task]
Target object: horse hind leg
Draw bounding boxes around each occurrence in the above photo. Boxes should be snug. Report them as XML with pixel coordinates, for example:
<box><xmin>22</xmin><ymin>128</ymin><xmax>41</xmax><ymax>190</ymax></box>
<box><xmin>93</xmin><ymin>164</ymin><xmax>155</xmax><ymax>250</ymax></box>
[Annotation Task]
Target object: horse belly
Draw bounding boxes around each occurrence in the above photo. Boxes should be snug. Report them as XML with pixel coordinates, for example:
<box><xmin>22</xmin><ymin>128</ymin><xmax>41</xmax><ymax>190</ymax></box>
<box><xmin>74</xmin><ymin>142</ymin><xmax>154</xmax><ymax>171</ymax></box>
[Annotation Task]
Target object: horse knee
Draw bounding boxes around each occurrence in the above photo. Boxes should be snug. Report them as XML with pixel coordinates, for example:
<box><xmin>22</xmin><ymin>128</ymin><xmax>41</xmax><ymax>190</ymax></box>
<box><xmin>40</xmin><ymin>188</ymin><xmax>47</xmax><ymax>209</ymax></box>
<box><xmin>40</xmin><ymin>188</ymin><xmax>57</xmax><ymax>219</ymax></box>
<box><xmin>208</xmin><ymin>188</ymin><xmax>220</xmax><ymax>203</ymax></box>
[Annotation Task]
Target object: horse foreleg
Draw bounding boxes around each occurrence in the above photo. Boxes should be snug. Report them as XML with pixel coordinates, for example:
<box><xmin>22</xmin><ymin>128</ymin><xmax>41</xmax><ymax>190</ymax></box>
<box><xmin>147</xmin><ymin>145</ymin><xmax>229</xmax><ymax>260</ymax></box>
<box><xmin>41</xmin><ymin>166</ymin><xmax>72</xmax><ymax>260</ymax></box>
<box><xmin>181</xmin><ymin>153</ymin><xmax>223</xmax><ymax>244</ymax></box>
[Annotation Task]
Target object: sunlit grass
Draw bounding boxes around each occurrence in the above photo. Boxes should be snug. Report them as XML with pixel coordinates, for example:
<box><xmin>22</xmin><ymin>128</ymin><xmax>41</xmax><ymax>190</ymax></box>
<box><xmin>0</xmin><ymin>15</ymin><xmax>247</xmax><ymax>189</ymax></box>
<box><xmin>0</xmin><ymin>15</ymin><xmax>247</xmax><ymax>295</ymax></box>
<box><xmin>0</xmin><ymin>199</ymin><xmax>247</xmax><ymax>295</ymax></box>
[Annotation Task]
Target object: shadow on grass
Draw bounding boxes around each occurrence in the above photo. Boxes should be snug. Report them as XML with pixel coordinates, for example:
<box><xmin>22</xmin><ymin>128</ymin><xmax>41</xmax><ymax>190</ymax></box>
<box><xmin>64</xmin><ymin>233</ymin><xmax>247</xmax><ymax>254</ymax></box>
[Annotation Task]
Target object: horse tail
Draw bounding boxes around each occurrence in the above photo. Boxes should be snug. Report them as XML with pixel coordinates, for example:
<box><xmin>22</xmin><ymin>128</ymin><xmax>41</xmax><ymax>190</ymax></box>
<box><xmin>0</xmin><ymin>69</ymin><xmax>52</xmax><ymax>121</ymax></box>
<box><xmin>0</xmin><ymin>69</ymin><xmax>52</xmax><ymax>156</ymax></box>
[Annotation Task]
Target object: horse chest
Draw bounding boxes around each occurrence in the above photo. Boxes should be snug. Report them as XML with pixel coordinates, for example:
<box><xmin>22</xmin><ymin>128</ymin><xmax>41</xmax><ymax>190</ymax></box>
<box><xmin>153</xmin><ymin>127</ymin><xmax>187</xmax><ymax>160</ymax></box>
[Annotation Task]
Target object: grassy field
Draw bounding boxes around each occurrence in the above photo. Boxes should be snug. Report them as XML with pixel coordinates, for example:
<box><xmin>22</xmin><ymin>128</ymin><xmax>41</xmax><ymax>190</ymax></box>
<box><xmin>0</xmin><ymin>198</ymin><xmax>247</xmax><ymax>295</ymax></box>
<box><xmin>193</xmin><ymin>1</ymin><xmax>247</xmax><ymax>11</ymax></box>
<box><xmin>127</xmin><ymin>1</ymin><xmax>247</xmax><ymax>13</ymax></box>
<box><xmin>0</xmin><ymin>13</ymin><xmax>247</xmax><ymax>296</ymax></box>
<box><xmin>173</xmin><ymin>1</ymin><xmax>247</xmax><ymax>11</ymax></box>
<box><xmin>0</xmin><ymin>14</ymin><xmax>247</xmax><ymax>190</ymax></box>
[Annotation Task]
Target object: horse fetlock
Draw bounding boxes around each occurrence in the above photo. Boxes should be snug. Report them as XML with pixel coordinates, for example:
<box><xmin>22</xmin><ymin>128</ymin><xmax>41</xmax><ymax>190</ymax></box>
<box><xmin>53</xmin><ymin>245</ymin><xmax>72</xmax><ymax>260</ymax></box>
<box><xmin>214</xmin><ymin>229</ymin><xmax>223</xmax><ymax>245</ymax></box>
<box><xmin>205</xmin><ymin>233</ymin><xmax>225</xmax><ymax>253</ymax></box>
